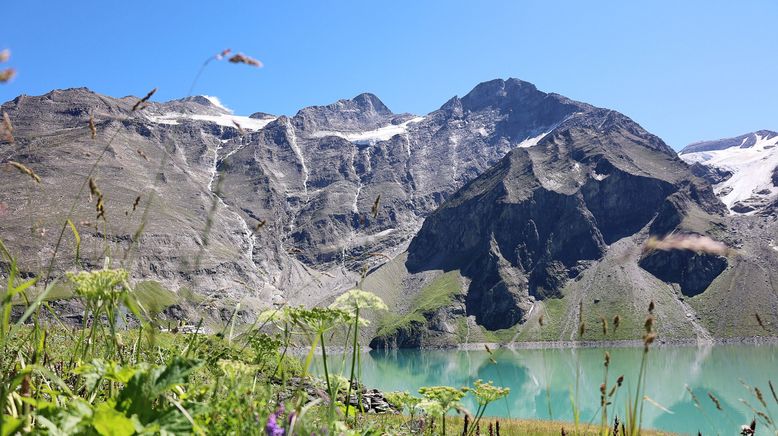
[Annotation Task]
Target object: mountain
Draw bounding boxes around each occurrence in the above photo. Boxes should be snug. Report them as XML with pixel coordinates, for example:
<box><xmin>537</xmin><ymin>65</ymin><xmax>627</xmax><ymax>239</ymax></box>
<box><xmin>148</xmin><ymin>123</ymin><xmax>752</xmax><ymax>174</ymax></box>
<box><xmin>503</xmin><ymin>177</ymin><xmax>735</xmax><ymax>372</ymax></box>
<box><xmin>362</xmin><ymin>86</ymin><xmax>778</xmax><ymax>348</ymax></box>
<box><xmin>2</xmin><ymin>80</ymin><xmax>777</xmax><ymax>344</ymax></box>
<box><xmin>679</xmin><ymin>130</ymin><xmax>778</xmax><ymax>215</ymax></box>
<box><xmin>1</xmin><ymin>80</ymin><xmax>580</xmax><ymax>323</ymax></box>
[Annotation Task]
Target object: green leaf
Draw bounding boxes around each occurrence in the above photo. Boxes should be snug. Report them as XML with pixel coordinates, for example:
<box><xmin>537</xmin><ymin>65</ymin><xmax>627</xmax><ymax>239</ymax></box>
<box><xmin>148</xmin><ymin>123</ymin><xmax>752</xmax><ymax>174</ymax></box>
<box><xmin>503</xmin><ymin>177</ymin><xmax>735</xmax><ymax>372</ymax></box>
<box><xmin>92</xmin><ymin>403</ymin><xmax>135</xmax><ymax>436</ymax></box>
<box><xmin>66</xmin><ymin>219</ymin><xmax>81</xmax><ymax>262</ymax></box>
<box><xmin>1</xmin><ymin>415</ymin><xmax>24</xmax><ymax>436</ymax></box>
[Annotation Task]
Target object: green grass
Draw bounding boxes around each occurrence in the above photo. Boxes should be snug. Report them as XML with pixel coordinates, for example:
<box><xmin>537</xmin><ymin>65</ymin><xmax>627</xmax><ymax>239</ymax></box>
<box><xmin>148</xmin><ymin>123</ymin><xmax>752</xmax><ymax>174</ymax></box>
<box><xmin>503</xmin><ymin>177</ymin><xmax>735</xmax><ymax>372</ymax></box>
<box><xmin>375</xmin><ymin>270</ymin><xmax>462</xmax><ymax>339</ymax></box>
<box><xmin>133</xmin><ymin>280</ymin><xmax>178</xmax><ymax>314</ymax></box>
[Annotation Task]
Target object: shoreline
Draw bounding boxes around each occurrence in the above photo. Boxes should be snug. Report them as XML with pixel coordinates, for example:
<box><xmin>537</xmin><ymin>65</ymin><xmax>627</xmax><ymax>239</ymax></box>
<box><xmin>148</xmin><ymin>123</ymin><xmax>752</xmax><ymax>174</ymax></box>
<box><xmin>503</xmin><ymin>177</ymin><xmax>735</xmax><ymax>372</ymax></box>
<box><xmin>454</xmin><ymin>335</ymin><xmax>778</xmax><ymax>350</ymax></box>
<box><xmin>290</xmin><ymin>335</ymin><xmax>778</xmax><ymax>354</ymax></box>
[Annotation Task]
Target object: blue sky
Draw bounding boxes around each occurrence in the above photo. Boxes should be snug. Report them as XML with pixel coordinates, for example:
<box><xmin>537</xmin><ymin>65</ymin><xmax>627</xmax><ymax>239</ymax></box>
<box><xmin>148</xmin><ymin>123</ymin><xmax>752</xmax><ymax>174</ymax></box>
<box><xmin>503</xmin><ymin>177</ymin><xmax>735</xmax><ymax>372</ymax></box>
<box><xmin>1</xmin><ymin>1</ymin><xmax>776</xmax><ymax>149</ymax></box>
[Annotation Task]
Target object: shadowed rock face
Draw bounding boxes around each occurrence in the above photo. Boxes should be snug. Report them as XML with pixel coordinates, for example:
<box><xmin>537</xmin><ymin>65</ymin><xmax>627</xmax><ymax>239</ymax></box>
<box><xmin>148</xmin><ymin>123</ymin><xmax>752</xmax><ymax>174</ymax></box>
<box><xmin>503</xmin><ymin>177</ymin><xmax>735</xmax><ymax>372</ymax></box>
<box><xmin>639</xmin><ymin>250</ymin><xmax>727</xmax><ymax>297</ymax></box>
<box><xmin>406</xmin><ymin>93</ymin><xmax>725</xmax><ymax>329</ymax></box>
<box><xmin>1</xmin><ymin>78</ymin><xmax>624</xmax><ymax>316</ymax></box>
<box><xmin>7</xmin><ymin>80</ymin><xmax>775</xmax><ymax>343</ymax></box>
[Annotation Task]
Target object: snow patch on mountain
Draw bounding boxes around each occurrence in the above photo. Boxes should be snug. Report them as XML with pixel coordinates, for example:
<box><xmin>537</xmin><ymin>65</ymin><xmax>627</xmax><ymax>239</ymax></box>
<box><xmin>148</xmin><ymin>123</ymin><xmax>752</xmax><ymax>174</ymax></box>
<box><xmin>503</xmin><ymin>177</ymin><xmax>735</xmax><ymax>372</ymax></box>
<box><xmin>201</xmin><ymin>95</ymin><xmax>231</xmax><ymax>112</ymax></box>
<box><xmin>680</xmin><ymin>132</ymin><xmax>778</xmax><ymax>213</ymax></box>
<box><xmin>146</xmin><ymin>112</ymin><xmax>277</xmax><ymax>131</ymax></box>
<box><xmin>310</xmin><ymin>117</ymin><xmax>425</xmax><ymax>145</ymax></box>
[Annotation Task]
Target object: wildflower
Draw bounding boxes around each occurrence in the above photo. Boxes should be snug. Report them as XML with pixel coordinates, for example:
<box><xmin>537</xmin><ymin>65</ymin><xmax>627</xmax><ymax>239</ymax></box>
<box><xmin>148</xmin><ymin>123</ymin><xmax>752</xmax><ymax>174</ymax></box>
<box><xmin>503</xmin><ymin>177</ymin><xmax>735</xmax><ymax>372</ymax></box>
<box><xmin>471</xmin><ymin>380</ymin><xmax>510</xmax><ymax>405</ymax></box>
<box><xmin>265</xmin><ymin>405</ymin><xmax>285</xmax><ymax>436</ymax></box>
<box><xmin>740</xmin><ymin>419</ymin><xmax>756</xmax><ymax>435</ymax></box>
<box><xmin>419</xmin><ymin>385</ymin><xmax>468</xmax><ymax>412</ymax></box>
<box><xmin>330</xmin><ymin>289</ymin><xmax>388</xmax><ymax>314</ymax></box>
<box><xmin>67</xmin><ymin>269</ymin><xmax>129</xmax><ymax>303</ymax></box>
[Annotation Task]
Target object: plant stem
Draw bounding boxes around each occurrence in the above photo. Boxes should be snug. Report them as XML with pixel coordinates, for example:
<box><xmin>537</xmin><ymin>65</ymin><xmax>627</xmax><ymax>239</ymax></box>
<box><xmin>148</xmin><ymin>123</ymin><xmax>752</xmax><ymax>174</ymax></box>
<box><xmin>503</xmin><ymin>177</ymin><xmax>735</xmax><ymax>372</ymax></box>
<box><xmin>345</xmin><ymin>305</ymin><xmax>360</xmax><ymax>418</ymax></box>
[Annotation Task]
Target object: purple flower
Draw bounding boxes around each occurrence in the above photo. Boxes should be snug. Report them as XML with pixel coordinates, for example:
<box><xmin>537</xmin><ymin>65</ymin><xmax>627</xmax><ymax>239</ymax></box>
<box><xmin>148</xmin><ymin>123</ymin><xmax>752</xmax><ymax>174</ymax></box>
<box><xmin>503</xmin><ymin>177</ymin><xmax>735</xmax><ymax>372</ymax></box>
<box><xmin>265</xmin><ymin>406</ymin><xmax>285</xmax><ymax>436</ymax></box>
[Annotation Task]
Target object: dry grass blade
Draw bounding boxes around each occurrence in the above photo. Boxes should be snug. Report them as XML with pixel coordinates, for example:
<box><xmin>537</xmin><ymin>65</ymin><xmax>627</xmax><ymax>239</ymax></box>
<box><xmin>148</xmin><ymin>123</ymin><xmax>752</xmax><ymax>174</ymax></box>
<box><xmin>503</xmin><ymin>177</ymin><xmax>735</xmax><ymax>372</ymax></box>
<box><xmin>228</xmin><ymin>53</ymin><xmax>263</xmax><ymax>67</ymax></box>
<box><xmin>215</xmin><ymin>48</ymin><xmax>232</xmax><ymax>60</ymax></box>
<box><xmin>707</xmin><ymin>391</ymin><xmax>723</xmax><ymax>411</ymax></box>
<box><xmin>600</xmin><ymin>316</ymin><xmax>608</xmax><ymax>335</ymax></box>
<box><xmin>754</xmin><ymin>387</ymin><xmax>767</xmax><ymax>408</ymax></box>
<box><xmin>371</xmin><ymin>195</ymin><xmax>381</xmax><ymax>218</ymax></box>
<box><xmin>769</xmin><ymin>381</ymin><xmax>778</xmax><ymax>405</ymax></box>
<box><xmin>137</xmin><ymin>149</ymin><xmax>148</xmax><ymax>161</ymax></box>
<box><xmin>643</xmin><ymin>233</ymin><xmax>731</xmax><ymax>256</ymax></box>
<box><xmin>232</xmin><ymin>120</ymin><xmax>245</xmax><ymax>135</ymax></box>
<box><xmin>132</xmin><ymin>87</ymin><xmax>157</xmax><ymax>111</ymax></box>
<box><xmin>755</xmin><ymin>313</ymin><xmax>768</xmax><ymax>331</ymax></box>
<box><xmin>132</xmin><ymin>195</ymin><xmax>141</xmax><ymax>212</ymax></box>
<box><xmin>613</xmin><ymin>314</ymin><xmax>621</xmax><ymax>331</ymax></box>
<box><xmin>88</xmin><ymin>177</ymin><xmax>106</xmax><ymax>220</ymax></box>
<box><xmin>7</xmin><ymin>161</ymin><xmax>41</xmax><ymax>183</ymax></box>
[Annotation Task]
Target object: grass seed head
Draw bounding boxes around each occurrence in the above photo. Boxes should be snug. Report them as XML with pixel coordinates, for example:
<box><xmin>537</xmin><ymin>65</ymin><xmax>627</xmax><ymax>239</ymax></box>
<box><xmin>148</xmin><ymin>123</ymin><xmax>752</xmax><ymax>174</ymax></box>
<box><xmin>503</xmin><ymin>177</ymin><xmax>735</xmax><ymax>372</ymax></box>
<box><xmin>0</xmin><ymin>68</ymin><xmax>15</xmax><ymax>83</ymax></box>
<box><xmin>89</xmin><ymin>114</ymin><xmax>96</xmax><ymax>139</ymax></box>
<box><xmin>228</xmin><ymin>53</ymin><xmax>263</xmax><ymax>67</ymax></box>
<box><xmin>708</xmin><ymin>391</ymin><xmax>723</xmax><ymax>411</ymax></box>
<box><xmin>2</xmin><ymin>111</ymin><xmax>14</xmax><ymax>142</ymax></box>
<box><xmin>132</xmin><ymin>87</ymin><xmax>157</xmax><ymax>111</ymax></box>
<box><xmin>371</xmin><ymin>195</ymin><xmax>381</xmax><ymax>218</ymax></box>
<box><xmin>8</xmin><ymin>161</ymin><xmax>41</xmax><ymax>183</ymax></box>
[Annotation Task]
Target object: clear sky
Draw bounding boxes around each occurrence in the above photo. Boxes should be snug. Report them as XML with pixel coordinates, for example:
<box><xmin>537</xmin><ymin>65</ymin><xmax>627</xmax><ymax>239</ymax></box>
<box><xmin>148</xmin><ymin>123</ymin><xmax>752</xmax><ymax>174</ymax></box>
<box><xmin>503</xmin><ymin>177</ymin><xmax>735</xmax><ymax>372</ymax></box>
<box><xmin>2</xmin><ymin>1</ymin><xmax>776</xmax><ymax>149</ymax></box>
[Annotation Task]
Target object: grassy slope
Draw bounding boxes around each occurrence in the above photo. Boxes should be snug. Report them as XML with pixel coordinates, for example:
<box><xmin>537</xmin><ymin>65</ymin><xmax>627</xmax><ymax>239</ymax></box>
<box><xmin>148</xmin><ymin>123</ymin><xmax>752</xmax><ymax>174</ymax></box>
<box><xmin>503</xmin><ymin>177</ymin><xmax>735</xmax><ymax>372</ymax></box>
<box><xmin>374</xmin><ymin>270</ymin><xmax>463</xmax><ymax>339</ymax></box>
<box><xmin>370</xmin><ymin>415</ymin><xmax>677</xmax><ymax>435</ymax></box>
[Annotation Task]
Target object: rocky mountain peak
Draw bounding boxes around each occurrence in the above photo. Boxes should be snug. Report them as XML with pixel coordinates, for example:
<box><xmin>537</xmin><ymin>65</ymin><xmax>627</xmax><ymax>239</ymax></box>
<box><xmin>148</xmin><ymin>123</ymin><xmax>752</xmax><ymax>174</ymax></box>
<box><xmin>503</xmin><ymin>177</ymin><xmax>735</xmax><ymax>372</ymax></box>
<box><xmin>292</xmin><ymin>92</ymin><xmax>395</xmax><ymax>132</ymax></box>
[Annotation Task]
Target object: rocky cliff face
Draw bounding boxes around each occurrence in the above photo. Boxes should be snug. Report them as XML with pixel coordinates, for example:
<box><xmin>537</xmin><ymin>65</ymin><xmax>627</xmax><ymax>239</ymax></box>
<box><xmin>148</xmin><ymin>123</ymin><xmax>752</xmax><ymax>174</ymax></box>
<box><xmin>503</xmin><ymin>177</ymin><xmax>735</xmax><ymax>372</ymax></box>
<box><xmin>3</xmin><ymin>80</ymin><xmax>777</xmax><ymax>342</ymax></box>
<box><xmin>1</xmin><ymin>79</ymin><xmax>594</xmax><ymax>319</ymax></box>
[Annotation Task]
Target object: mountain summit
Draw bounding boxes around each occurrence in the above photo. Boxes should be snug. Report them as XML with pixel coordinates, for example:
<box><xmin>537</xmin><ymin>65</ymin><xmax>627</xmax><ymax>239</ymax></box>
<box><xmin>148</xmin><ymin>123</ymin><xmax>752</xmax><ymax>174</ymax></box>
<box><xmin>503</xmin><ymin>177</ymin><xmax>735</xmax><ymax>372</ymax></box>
<box><xmin>2</xmin><ymin>79</ymin><xmax>777</xmax><ymax>345</ymax></box>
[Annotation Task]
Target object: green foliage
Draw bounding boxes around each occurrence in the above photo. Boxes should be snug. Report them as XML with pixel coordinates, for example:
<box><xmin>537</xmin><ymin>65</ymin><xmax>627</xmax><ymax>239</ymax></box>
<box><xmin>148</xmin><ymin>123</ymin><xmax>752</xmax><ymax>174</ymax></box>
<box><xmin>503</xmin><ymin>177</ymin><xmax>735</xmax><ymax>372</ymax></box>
<box><xmin>376</xmin><ymin>270</ymin><xmax>461</xmax><ymax>339</ymax></box>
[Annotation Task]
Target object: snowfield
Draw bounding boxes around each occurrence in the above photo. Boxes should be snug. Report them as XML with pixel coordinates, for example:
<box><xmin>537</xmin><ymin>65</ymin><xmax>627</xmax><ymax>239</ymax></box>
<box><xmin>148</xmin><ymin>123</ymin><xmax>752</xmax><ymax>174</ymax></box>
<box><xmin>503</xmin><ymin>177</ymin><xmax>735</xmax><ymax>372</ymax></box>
<box><xmin>680</xmin><ymin>132</ymin><xmax>778</xmax><ymax>213</ymax></box>
<box><xmin>309</xmin><ymin>117</ymin><xmax>425</xmax><ymax>145</ymax></box>
<box><xmin>147</xmin><ymin>112</ymin><xmax>277</xmax><ymax>131</ymax></box>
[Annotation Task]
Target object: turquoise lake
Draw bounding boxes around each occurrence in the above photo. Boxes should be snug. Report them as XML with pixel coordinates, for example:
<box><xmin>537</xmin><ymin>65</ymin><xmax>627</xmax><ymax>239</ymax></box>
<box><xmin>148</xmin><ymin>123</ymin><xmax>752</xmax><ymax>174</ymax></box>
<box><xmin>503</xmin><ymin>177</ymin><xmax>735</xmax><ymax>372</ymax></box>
<box><xmin>314</xmin><ymin>345</ymin><xmax>778</xmax><ymax>435</ymax></box>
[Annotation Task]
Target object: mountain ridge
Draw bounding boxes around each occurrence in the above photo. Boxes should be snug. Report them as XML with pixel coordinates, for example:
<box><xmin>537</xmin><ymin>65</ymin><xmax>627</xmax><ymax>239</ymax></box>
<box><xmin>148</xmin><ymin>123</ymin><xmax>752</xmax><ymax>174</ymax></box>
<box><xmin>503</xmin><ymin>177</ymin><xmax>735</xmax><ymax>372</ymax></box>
<box><xmin>2</xmin><ymin>79</ymin><xmax>777</xmax><ymax>345</ymax></box>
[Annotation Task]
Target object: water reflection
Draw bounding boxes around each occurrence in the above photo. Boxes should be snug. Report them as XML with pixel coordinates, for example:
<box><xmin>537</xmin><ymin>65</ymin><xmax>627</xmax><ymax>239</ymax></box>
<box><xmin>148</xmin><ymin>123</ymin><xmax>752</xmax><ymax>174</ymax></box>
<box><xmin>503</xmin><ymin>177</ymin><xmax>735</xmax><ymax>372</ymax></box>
<box><xmin>314</xmin><ymin>345</ymin><xmax>778</xmax><ymax>435</ymax></box>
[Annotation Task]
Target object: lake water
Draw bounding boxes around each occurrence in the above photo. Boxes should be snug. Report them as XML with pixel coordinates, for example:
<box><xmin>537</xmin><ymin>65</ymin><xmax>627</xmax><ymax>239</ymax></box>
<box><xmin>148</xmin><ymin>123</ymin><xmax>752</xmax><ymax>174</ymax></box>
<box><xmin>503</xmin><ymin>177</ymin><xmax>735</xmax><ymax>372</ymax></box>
<box><xmin>314</xmin><ymin>345</ymin><xmax>778</xmax><ymax>435</ymax></box>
